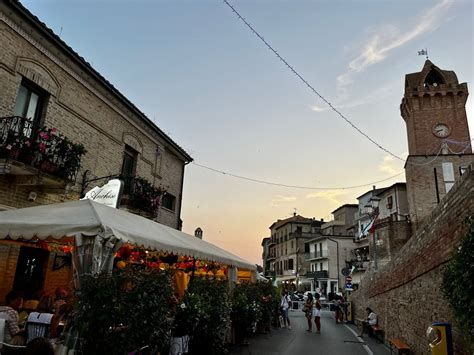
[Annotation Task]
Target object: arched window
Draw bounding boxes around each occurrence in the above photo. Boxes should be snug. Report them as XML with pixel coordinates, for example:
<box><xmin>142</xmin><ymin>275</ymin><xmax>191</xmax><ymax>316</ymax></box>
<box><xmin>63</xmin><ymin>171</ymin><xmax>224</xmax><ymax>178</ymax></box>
<box><xmin>424</xmin><ymin>69</ymin><xmax>445</xmax><ymax>87</ymax></box>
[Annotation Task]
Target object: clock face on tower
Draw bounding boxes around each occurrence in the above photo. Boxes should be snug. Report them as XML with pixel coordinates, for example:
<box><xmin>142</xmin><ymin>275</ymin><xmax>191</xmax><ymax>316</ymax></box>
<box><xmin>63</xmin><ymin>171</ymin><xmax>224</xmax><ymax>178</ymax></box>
<box><xmin>432</xmin><ymin>123</ymin><xmax>450</xmax><ymax>138</ymax></box>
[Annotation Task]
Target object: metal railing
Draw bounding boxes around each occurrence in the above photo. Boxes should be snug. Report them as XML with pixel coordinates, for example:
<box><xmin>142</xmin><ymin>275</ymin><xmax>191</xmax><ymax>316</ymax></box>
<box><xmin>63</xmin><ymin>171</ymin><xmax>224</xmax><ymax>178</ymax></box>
<box><xmin>306</xmin><ymin>250</ymin><xmax>328</xmax><ymax>260</ymax></box>
<box><xmin>0</xmin><ymin>116</ymin><xmax>85</xmax><ymax>181</ymax></box>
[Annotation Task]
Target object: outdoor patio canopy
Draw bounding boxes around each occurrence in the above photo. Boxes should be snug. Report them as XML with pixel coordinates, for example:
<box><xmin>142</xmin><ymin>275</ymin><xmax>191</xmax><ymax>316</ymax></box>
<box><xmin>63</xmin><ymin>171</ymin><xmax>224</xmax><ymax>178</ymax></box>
<box><xmin>0</xmin><ymin>199</ymin><xmax>255</xmax><ymax>270</ymax></box>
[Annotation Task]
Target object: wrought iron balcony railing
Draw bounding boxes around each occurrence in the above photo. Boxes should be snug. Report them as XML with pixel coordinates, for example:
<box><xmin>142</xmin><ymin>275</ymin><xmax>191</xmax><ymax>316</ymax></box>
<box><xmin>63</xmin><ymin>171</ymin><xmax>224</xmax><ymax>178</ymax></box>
<box><xmin>120</xmin><ymin>176</ymin><xmax>167</xmax><ymax>216</ymax></box>
<box><xmin>0</xmin><ymin>116</ymin><xmax>86</xmax><ymax>182</ymax></box>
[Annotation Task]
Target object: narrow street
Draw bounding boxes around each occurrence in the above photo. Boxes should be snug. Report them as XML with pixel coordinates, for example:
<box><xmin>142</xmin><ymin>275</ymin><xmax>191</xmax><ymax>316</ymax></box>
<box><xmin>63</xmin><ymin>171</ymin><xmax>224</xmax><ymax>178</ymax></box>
<box><xmin>230</xmin><ymin>309</ymin><xmax>390</xmax><ymax>355</ymax></box>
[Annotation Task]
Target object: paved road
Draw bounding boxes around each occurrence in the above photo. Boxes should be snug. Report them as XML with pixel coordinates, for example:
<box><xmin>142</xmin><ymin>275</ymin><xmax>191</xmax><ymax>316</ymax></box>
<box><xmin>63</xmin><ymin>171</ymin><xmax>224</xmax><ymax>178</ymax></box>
<box><xmin>230</xmin><ymin>309</ymin><xmax>390</xmax><ymax>355</ymax></box>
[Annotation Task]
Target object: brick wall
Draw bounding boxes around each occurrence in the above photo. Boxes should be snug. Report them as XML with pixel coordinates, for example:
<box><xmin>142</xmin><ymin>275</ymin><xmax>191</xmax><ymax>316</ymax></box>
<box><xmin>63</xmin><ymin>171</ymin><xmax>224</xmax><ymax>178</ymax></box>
<box><xmin>405</xmin><ymin>154</ymin><xmax>474</xmax><ymax>225</ymax></box>
<box><xmin>351</xmin><ymin>166</ymin><xmax>474</xmax><ymax>354</ymax></box>
<box><xmin>0</xmin><ymin>4</ymin><xmax>190</xmax><ymax>229</ymax></box>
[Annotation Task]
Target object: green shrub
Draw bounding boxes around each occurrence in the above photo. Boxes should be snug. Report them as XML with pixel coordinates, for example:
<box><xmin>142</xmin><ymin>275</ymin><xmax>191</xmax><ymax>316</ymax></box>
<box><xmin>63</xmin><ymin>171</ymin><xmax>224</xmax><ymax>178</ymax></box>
<box><xmin>186</xmin><ymin>277</ymin><xmax>231</xmax><ymax>354</ymax></box>
<box><xmin>442</xmin><ymin>217</ymin><xmax>474</xmax><ymax>351</ymax></box>
<box><xmin>74</xmin><ymin>267</ymin><xmax>174</xmax><ymax>354</ymax></box>
<box><xmin>231</xmin><ymin>281</ymin><xmax>278</xmax><ymax>335</ymax></box>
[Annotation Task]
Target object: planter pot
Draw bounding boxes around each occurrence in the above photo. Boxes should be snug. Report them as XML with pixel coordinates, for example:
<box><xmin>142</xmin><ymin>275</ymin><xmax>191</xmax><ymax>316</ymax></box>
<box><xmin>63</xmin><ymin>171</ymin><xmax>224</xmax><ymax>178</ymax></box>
<box><xmin>20</xmin><ymin>152</ymin><xmax>35</xmax><ymax>165</ymax></box>
<box><xmin>8</xmin><ymin>148</ymin><xmax>21</xmax><ymax>160</ymax></box>
<box><xmin>39</xmin><ymin>160</ymin><xmax>59</xmax><ymax>174</ymax></box>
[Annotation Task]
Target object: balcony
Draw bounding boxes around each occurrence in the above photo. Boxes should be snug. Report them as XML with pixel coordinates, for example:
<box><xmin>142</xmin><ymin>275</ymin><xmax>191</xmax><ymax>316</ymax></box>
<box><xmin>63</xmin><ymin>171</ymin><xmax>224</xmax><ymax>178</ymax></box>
<box><xmin>266</xmin><ymin>250</ymin><xmax>276</xmax><ymax>260</ymax></box>
<box><xmin>268</xmin><ymin>238</ymin><xmax>276</xmax><ymax>246</ymax></box>
<box><xmin>120</xmin><ymin>176</ymin><xmax>167</xmax><ymax>218</ymax></box>
<box><xmin>305</xmin><ymin>270</ymin><xmax>329</xmax><ymax>279</ymax></box>
<box><xmin>350</xmin><ymin>260</ymin><xmax>370</xmax><ymax>271</ymax></box>
<box><xmin>0</xmin><ymin>116</ymin><xmax>86</xmax><ymax>185</ymax></box>
<box><xmin>306</xmin><ymin>249</ymin><xmax>328</xmax><ymax>260</ymax></box>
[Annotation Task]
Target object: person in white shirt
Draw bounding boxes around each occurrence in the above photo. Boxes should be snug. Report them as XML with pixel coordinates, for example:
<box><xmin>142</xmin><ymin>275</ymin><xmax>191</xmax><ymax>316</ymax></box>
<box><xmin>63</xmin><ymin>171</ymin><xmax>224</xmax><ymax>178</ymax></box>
<box><xmin>358</xmin><ymin>307</ymin><xmax>377</xmax><ymax>337</ymax></box>
<box><xmin>280</xmin><ymin>290</ymin><xmax>291</xmax><ymax>330</ymax></box>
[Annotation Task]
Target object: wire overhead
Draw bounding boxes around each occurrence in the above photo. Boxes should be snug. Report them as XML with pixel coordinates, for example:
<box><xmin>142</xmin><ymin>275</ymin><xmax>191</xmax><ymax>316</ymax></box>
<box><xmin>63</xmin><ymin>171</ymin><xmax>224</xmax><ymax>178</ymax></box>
<box><xmin>186</xmin><ymin>1</ymin><xmax>473</xmax><ymax>192</ymax></box>
<box><xmin>222</xmin><ymin>0</ymin><xmax>406</xmax><ymax>162</ymax></box>
<box><xmin>191</xmin><ymin>162</ymin><xmax>404</xmax><ymax>190</ymax></box>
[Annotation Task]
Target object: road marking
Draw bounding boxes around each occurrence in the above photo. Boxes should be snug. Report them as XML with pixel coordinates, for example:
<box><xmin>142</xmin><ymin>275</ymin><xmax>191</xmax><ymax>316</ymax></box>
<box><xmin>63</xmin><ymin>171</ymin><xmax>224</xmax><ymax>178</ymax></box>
<box><xmin>344</xmin><ymin>324</ymin><xmax>374</xmax><ymax>355</ymax></box>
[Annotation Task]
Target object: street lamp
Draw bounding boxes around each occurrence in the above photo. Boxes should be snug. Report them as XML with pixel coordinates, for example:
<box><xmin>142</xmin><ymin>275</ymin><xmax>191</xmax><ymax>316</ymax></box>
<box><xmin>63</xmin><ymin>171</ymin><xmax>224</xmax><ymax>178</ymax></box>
<box><xmin>364</xmin><ymin>196</ymin><xmax>380</xmax><ymax>271</ymax></box>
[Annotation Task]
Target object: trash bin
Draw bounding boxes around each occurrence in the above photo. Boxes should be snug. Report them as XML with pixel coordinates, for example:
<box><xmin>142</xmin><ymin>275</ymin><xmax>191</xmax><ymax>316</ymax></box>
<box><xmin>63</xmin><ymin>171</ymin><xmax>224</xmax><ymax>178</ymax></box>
<box><xmin>292</xmin><ymin>301</ymin><xmax>299</xmax><ymax>310</ymax></box>
<box><xmin>427</xmin><ymin>322</ymin><xmax>453</xmax><ymax>355</ymax></box>
<box><xmin>329</xmin><ymin>303</ymin><xmax>336</xmax><ymax>311</ymax></box>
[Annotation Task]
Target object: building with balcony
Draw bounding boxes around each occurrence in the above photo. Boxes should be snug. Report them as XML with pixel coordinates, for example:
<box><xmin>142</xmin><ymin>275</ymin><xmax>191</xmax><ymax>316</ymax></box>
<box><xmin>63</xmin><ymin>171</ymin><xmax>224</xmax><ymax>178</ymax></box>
<box><xmin>269</xmin><ymin>213</ymin><xmax>324</xmax><ymax>290</ymax></box>
<box><xmin>0</xmin><ymin>0</ymin><xmax>192</xmax><ymax>301</ymax></box>
<box><xmin>350</xmin><ymin>183</ymin><xmax>410</xmax><ymax>283</ymax></box>
<box><xmin>305</xmin><ymin>205</ymin><xmax>356</xmax><ymax>297</ymax></box>
<box><xmin>0</xmin><ymin>0</ymin><xmax>192</xmax><ymax>229</ymax></box>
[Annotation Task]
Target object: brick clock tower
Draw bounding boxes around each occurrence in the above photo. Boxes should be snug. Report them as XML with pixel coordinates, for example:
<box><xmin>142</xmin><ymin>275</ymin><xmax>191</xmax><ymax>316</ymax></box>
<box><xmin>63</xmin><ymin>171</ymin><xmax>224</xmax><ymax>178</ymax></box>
<box><xmin>401</xmin><ymin>60</ymin><xmax>473</xmax><ymax>224</ymax></box>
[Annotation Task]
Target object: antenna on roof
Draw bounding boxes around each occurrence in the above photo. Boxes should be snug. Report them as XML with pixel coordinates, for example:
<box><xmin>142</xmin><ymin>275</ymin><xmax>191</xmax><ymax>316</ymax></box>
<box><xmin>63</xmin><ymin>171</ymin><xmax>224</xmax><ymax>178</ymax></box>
<box><xmin>59</xmin><ymin>26</ymin><xmax>63</xmax><ymax>37</ymax></box>
<box><xmin>293</xmin><ymin>208</ymin><xmax>297</xmax><ymax>217</ymax></box>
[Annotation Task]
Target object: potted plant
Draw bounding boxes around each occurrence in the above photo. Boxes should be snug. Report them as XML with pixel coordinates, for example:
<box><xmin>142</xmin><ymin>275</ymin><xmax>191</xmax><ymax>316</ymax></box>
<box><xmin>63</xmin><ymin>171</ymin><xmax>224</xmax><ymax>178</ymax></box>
<box><xmin>126</xmin><ymin>177</ymin><xmax>167</xmax><ymax>215</ymax></box>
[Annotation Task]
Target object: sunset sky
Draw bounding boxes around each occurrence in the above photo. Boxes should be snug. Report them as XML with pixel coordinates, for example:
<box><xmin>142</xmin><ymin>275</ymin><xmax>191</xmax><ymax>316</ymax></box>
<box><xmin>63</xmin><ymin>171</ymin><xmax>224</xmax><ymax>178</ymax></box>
<box><xmin>23</xmin><ymin>0</ymin><xmax>473</xmax><ymax>265</ymax></box>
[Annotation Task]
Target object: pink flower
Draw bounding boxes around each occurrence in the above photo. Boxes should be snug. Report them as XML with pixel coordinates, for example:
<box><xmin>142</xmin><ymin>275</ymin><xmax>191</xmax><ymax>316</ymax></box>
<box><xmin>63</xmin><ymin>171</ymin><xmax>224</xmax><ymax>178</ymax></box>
<box><xmin>39</xmin><ymin>142</ymin><xmax>46</xmax><ymax>153</ymax></box>
<box><xmin>25</xmin><ymin>141</ymin><xmax>31</xmax><ymax>147</ymax></box>
<box><xmin>51</xmin><ymin>128</ymin><xmax>58</xmax><ymax>135</ymax></box>
<box><xmin>39</xmin><ymin>132</ymin><xmax>49</xmax><ymax>140</ymax></box>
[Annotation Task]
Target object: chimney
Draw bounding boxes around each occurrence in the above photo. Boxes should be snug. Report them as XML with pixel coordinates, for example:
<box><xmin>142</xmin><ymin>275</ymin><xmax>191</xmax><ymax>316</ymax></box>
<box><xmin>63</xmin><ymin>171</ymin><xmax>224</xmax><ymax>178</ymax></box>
<box><xmin>194</xmin><ymin>227</ymin><xmax>203</xmax><ymax>239</ymax></box>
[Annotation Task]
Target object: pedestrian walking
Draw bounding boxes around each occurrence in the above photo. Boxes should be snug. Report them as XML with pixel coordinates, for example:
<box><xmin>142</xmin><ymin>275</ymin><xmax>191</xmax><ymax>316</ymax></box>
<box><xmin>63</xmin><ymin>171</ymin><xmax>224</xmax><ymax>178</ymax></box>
<box><xmin>303</xmin><ymin>292</ymin><xmax>314</xmax><ymax>332</ymax></box>
<box><xmin>280</xmin><ymin>290</ymin><xmax>291</xmax><ymax>329</ymax></box>
<box><xmin>334</xmin><ymin>295</ymin><xmax>343</xmax><ymax>324</ymax></box>
<box><xmin>313</xmin><ymin>293</ymin><xmax>322</xmax><ymax>334</ymax></box>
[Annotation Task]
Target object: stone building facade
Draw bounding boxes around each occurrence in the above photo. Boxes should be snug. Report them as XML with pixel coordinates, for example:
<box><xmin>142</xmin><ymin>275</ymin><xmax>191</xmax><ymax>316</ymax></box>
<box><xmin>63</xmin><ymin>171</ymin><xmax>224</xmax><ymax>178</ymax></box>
<box><xmin>269</xmin><ymin>214</ymin><xmax>323</xmax><ymax>289</ymax></box>
<box><xmin>351</xmin><ymin>166</ymin><xmax>473</xmax><ymax>354</ymax></box>
<box><xmin>401</xmin><ymin>60</ymin><xmax>473</xmax><ymax>226</ymax></box>
<box><xmin>0</xmin><ymin>1</ymin><xmax>191</xmax><ymax>303</ymax></box>
<box><xmin>0</xmin><ymin>0</ymin><xmax>192</xmax><ymax>227</ymax></box>
<box><xmin>305</xmin><ymin>205</ymin><xmax>357</xmax><ymax>295</ymax></box>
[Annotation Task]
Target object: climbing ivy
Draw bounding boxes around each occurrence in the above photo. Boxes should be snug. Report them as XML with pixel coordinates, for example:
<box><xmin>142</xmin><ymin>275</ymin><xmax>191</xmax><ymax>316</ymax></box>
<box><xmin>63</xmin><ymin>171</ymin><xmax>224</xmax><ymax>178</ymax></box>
<box><xmin>442</xmin><ymin>216</ymin><xmax>474</xmax><ymax>351</ymax></box>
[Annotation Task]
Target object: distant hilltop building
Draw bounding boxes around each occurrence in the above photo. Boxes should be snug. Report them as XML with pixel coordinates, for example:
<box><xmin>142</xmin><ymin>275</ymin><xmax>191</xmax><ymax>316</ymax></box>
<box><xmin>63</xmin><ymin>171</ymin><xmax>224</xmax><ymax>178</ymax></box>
<box><xmin>263</xmin><ymin>213</ymin><xmax>324</xmax><ymax>290</ymax></box>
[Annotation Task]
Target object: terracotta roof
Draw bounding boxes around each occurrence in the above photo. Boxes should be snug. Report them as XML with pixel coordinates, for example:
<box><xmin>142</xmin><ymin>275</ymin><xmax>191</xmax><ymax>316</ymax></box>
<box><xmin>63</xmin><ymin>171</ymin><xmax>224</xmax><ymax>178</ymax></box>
<box><xmin>269</xmin><ymin>215</ymin><xmax>315</xmax><ymax>230</ymax></box>
<box><xmin>331</xmin><ymin>204</ymin><xmax>358</xmax><ymax>214</ymax></box>
<box><xmin>6</xmin><ymin>0</ymin><xmax>192</xmax><ymax>162</ymax></box>
<box><xmin>375</xmin><ymin>182</ymin><xmax>406</xmax><ymax>196</ymax></box>
<box><xmin>356</xmin><ymin>188</ymin><xmax>385</xmax><ymax>200</ymax></box>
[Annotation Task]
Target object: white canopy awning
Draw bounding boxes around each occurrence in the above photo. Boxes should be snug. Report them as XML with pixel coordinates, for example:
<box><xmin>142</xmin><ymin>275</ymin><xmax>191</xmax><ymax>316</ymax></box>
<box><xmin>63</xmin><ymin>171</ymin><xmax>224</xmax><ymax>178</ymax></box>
<box><xmin>0</xmin><ymin>199</ymin><xmax>254</xmax><ymax>270</ymax></box>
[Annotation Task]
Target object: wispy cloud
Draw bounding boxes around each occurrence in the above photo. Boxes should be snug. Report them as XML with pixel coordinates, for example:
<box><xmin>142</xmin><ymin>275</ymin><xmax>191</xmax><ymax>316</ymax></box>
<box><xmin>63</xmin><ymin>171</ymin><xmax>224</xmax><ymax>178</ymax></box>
<box><xmin>377</xmin><ymin>152</ymin><xmax>407</xmax><ymax>175</ymax></box>
<box><xmin>306</xmin><ymin>190</ymin><xmax>347</xmax><ymax>205</ymax></box>
<box><xmin>271</xmin><ymin>195</ymin><xmax>297</xmax><ymax>207</ymax></box>
<box><xmin>310</xmin><ymin>80</ymin><xmax>399</xmax><ymax>113</ymax></box>
<box><xmin>338</xmin><ymin>0</ymin><xmax>453</xmax><ymax>90</ymax></box>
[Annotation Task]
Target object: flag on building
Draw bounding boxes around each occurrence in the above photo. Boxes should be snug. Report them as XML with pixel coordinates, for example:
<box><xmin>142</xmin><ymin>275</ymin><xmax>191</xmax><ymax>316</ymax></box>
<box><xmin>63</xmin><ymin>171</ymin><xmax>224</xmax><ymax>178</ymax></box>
<box><xmin>350</xmin><ymin>265</ymin><xmax>357</xmax><ymax>275</ymax></box>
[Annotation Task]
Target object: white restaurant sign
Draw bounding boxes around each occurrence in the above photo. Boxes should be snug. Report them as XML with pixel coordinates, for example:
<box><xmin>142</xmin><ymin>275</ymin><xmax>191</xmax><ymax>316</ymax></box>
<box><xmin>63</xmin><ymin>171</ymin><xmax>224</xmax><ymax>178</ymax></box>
<box><xmin>81</xmin><ymin>179</ymin><xmax>124</xmax><ymax>208</ymax></box>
